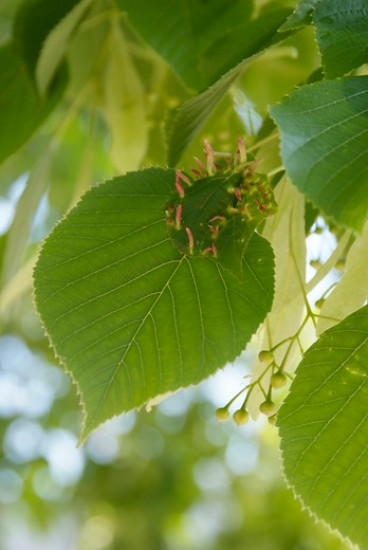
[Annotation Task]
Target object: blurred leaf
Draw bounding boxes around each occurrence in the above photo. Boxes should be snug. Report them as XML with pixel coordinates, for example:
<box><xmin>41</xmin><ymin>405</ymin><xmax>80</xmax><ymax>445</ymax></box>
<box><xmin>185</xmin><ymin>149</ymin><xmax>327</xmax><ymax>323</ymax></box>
<box><xmin>278</xmin><ymin>305</ymin><xmax>368</xmax><ymax>550</ymax></box>
<box><xmin>35</xmin><ymin>0</ymin><xmax>94</xmax><ymax>94</ymax></box>
<box><xmin>313</xmin><ymin>0</ymin><xmax>368</xmax><ymax>78</ymax></box>
<box><xmin>104</xmin><ymin>22</ymin><xmax>147</xmax><ymax>172</ymax></box>
<box><xmin>247</xmin><ymin>178</ymin><xmax>307</xmax><ymax>417</ymax></box>
<box><xmin>0</xmin><ymin>42</ymin><xmax>65</xmax><ymax>164</ymax></box>
<box><xmin>317</xmin><ymin>222</ymin><xmax>368</xmax><ymax>335</ymax></box>
<box><xmin>0</xmin><ymin>0</ymin><xmax>23</xmax><ymax>43</ymax></box>
<box><xmin>117</xmin><ymin>0</ymin><xmax>254</xmax><ymax>91</ymax></box>
<box><xmin>34</xmin><ymin>168</ymin><xmax>274</xmax><ymax>439</ymax></box>
<box><xmin>270</xmin><ymin>76</ymin><xmax>368</xmax><ymax>232</ymax></box>
<box><xmin>166</xmin><ymin>8</ymin><xmax>292</xmax><ymax>166</ymax></box>
<box><xmin>279</xmin><ymin>0</ymin><xmax>319</xmax><ymax>31</ymax></box>
<box><xmin>1</xmin><ymin>152</ymin><xmax>51</xmax><ymax>287</ymax></box>
<box><xmin>13</xmin><ymin>0</ymin><xmax>80</xmax><ymax>79</ymax></box>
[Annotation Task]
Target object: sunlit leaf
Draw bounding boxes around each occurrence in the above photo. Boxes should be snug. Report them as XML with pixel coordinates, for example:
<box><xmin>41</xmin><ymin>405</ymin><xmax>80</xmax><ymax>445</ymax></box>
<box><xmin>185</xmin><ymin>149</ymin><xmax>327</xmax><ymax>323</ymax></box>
<box><xmin>103</xmin><ymin>22</ymin><xmax>147</xmax><ymax>173</ymax></box>
<box><xmin>317</xmin><ymin>222</ymin><xmax>368</xmax><ymax>335</ymax></box>
<box><xmin>313</xmin><ymin>0</ymin><xmax>368</xmax><ymax>78</ymax></box>
<box><xmin>13</xmin><ymin>0</ymin><xmax>79</xmax><ymax>79</ymax></box>
<box><xmin>271</xmin><ymin>76</ymin><xmax>368</xmax><ymax>231</ymax></box>
<box><xmin>35</xmin><ymin>0</ymin><xmax>94</xmax><ymax>94</ymax></box>
<box><xmin>34</xmin><ymin>168</ymin><xmax>274</xmax><ymax>439</ymax></box>
<box><xmin>278</xmin><ymin>305</ymin><xmax>368</xmax><ymax>550</ymax></box>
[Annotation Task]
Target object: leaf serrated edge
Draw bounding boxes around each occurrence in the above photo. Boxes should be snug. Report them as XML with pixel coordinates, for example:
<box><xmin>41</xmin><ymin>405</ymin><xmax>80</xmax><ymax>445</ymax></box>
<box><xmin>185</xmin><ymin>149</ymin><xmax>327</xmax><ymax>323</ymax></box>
<box><xmin>277</xmin><ymin>436</ymin><xmax>357</xmax><ymax>549</ymax></box>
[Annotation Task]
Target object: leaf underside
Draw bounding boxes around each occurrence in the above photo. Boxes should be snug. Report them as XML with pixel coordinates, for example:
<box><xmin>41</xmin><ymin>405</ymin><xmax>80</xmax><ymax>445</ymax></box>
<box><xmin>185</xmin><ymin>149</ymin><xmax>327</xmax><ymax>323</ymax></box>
<box><xmin>34</xmin><ymin>168</ymin><xmax>274</xmax><ymax>439</ymax></box>
<box><xmin>278</xmin><ymin>305</ymin><xmax>368</xmax><ymax>550</ymax></box>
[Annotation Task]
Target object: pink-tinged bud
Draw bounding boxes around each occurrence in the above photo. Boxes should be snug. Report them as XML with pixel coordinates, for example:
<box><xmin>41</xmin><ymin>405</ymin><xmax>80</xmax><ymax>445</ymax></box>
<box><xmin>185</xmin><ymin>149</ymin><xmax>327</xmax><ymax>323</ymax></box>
<box><xmin>185</xmin><ymin>227</ymin><xmax>195</xmax><ymax>254</ymax></box>
<box><xmin>203</xmin><ymin>243</ymin><xmax>218</xmax><ymax>256</ymax></box>
<box><xmin>236</xmin><ymin>137</ymin><xmax>247</xmax><ymax>164</ymax></box>
<box><xmin>234</xmin><ymin>188</ymin><xmax>242</xmax><ymax>201</ymax></box>
<box><xmin>209</xmin><ymin>215</ymin><xmax>226</xmax><ymax>223</ymax></box>
<box><xmin>208</xmin><ymin>224</ymin><xmax>219</xmax><ymax>239</ymax></box>
<box><xmin>175</xmin><ymin>172</ymin><xmax>185</xmax><ymax>199</ymax></box>
<box><xmin>175</xmin><ymin>204</ymin><xmax>183</xmax><ymax>228</ymax></box>
<box><xmin>176</xmin><ymin>170</ymin><xmax>192</xmax><ymax>187</ymax></box>
<box><xmin>193</xmin><ymin>156</ymin><xmax>206</xmax><ymax>177</ymax></box>
<box><xmin>203</xmin><ymin>139</ymin><xmax>215</xmax><ymax>175</ymax></box>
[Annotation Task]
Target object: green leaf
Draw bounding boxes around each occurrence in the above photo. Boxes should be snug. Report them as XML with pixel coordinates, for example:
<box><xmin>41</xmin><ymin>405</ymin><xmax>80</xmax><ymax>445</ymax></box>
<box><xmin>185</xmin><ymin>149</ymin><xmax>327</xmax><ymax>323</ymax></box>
<box><xmin>279</xmin><ymin>0</ymin><xmax>319</xmax><ymax>31</ymax></box>
<box><xmin>13</xmin><ymin>0</ymin><xmax>80</xmax><ymax>79</ymax></box>
<box><xmin>278</xmin><ymin>305</ymin><xmax>368</xmax><ymax>549</ymax></box>
<box><xmin>0</xmin><ymin>42</ymin><xmax>65</xmax><ymax>164</ymax></box>
<box><xmin>117</xmin><ymin>0</ymin><xmax>254</xmax><ymax>91</ymax></box>
<box><xmin>270</xmin><ymin>76</ymin><xmax>368</xmax><ymax>232</ymax></box>
<box><xmin>35</xmin><ymin>0</ymin><xmax>94</xmax><ymax>94</ymax></box>
<box><xmin>313</xmin><ymin>0</ymin><xmax>368</xmax><ymax>78</ymax></box>
<box><xmin>166</xmin><ymin>7</ymin><xmax>292</xmax><ymax>165</ymax></box>
<box><xmin>103</xmin><ymin>22</ymin><xmax>147</xmax><ymax>172</ymax></box>
<box><xmin>34</xmin><ymin>168</ymin><xmax>274</xmax><ymax>440</ymax></box>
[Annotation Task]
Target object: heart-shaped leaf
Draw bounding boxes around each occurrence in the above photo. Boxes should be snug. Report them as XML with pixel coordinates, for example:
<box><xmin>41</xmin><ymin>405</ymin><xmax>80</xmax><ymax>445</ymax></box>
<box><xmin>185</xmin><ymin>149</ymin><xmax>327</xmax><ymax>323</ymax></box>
<box><xmin>34</xmin><ymin>168</ymin><xmax>274</xmax><ymax>439</ymax></box>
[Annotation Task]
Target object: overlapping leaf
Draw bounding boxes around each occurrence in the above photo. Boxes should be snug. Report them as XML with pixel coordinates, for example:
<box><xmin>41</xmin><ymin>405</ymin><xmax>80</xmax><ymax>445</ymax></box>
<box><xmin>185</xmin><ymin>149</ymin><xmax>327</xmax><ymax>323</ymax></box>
<box><xmin>313</xmin><ymin>0</ymin><xmax>368</xmax><ymax>78</ymax></box>
<box><xmin>34</xmin><ymin>168</ymin><xmax>274</xmax><ymax>439</ymax></box>
<box><xmin>13</xmin><ymin>0</ymin><xmax>80</xmax><ymax>79</ymax></box>
<box><xmin>278</xmin><ymin>305</ymin><xmax>368</xmax><ymax>550</ymax></box>
<box><xmin>117</xmin><ymin>0</ymin><xmax>254</xmax><ymax>91</ymax></box>
<box><xmin>166</xmin><ymin>6</ymin><xmax>291</xmax><ymax>166</ymax></box>
<box><xmin>271</xmin><ymin>76</ymin><xmax>368</xmax><ymax>232</ymax></box>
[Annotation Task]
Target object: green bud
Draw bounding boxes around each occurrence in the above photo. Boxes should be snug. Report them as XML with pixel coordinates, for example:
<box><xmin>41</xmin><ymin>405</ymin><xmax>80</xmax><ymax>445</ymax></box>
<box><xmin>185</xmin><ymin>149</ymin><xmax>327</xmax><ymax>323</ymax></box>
<box><xmin>271</xmin><ymin>371</ymin><xmax>287</xmax><ymax>389</ymax></box>
<box><xmin>216</xmin><ymin>407</ymin><xmax>230</xmax><ymax>421</ymax></box>
<box><xmin>268</xmin><ymin>414</ymin><xmax>277</xmax><ymax>425</ymax></box>
<box><xmin>258</xmin><ymin>350</ymin><xmax>274</xmax><ymax>365</ymax></box>
<box><xmin>233</xmin><ymin>409</ymin><xmax>250</xmax><ymax>426</ymax></box>
<box><xmin>259</xmin><ymin>399</ymin><xmax>277</xmax><ymax>417</ymax></box>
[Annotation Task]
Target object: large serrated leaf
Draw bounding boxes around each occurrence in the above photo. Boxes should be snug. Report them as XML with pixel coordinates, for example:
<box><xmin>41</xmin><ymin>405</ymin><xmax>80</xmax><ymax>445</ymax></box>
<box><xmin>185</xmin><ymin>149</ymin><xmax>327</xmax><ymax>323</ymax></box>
<box><xmin>270</xmin><ymin>76</ymin><xmax>368</xmax><ymax>232</ymax></box>
<box><xmin>278</xmin><ymin>305</ymin><xmax>368</xmax><ymax>550</ymax></box>
<box><xmin>313</xmin><ymin>0</ymin><xmax>368</xmax><ymax>78</ymax></box>
<box><xmin>279</xmin><ymin>0</ymin><xmax>319</xmax><ymax>31</ymax></box>
<box><xmin>34</xmin><ymin>168</ymin><xmax>274</xmax><ymax>439</ymax></box>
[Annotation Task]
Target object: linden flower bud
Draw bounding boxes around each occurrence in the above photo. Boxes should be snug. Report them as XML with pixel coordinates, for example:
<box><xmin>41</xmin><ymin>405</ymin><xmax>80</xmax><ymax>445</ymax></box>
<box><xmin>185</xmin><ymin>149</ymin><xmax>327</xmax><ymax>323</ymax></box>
<box><xmin>259</xmin><ymin>399</ymin><xmax>277</xmax><ymax>417</ymax></box>
<box><xmin>233</xmin><ymin>409</ymin><xmax>250</xmax><ymax>426</ymax></box>
<box><xmin>258</xmin><ymin>349</ymin><xmax>274</xmax><ymax>365</ymax></box>
<box><xmin>268</xmin><ymin>414</ymin><xmax>277</xmax><ymax>425</ymax></box>
<box><xmin>216</xmin><ymin>407</ymin><xmax>230</xmax><ymax>421</ymax></box>
<box><xmin>271</xmin><ymin>371</ymin><xmax>287</xmax><ymax>389</ymax></box>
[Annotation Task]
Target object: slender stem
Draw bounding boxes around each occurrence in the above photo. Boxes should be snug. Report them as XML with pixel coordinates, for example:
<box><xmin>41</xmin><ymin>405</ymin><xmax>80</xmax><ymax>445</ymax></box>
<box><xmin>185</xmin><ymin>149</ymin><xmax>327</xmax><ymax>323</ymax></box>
<box><xmin>248</xmin><ymin>132</ymin><xmax>278</xmax><ymax>153</ymax></box>
<box><xmin>306</xmin><ymin>231</ymin><xmax>351</xmax><ymax>293</ymax></box>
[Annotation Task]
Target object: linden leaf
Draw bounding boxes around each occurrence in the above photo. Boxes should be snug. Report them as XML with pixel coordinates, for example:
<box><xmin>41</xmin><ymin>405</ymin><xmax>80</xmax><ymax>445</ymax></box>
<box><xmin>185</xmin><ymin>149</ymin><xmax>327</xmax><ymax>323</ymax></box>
<box><xmin>34</xmin><ymin>168</ymin><xmax>274</xmax><ymax>440</ymax></box>
<box><xmin>278</xmin><ymin>305</ymin><xmax>368</xmax><ymax>549</ymax></box>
